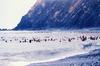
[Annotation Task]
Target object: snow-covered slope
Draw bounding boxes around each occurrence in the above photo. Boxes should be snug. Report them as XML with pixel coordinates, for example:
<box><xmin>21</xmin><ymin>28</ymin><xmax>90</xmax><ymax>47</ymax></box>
<box><xmin>28</xmin><ymin>49</ymin><xmax>100</xmax><ymax>66</ymax></box>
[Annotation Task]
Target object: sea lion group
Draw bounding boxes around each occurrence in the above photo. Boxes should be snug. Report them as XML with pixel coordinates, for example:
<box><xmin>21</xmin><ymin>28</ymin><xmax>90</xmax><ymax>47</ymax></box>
<box><xmin>0</xmin><ymin>35</ymin><xmax>99</xmax><ymax>44</ymax></box>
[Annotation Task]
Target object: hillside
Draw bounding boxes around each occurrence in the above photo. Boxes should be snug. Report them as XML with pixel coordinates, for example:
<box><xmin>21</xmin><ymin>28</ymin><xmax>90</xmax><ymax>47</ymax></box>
<box><xmin>14</xmin><ymin>0</ymin><xmax>100</xmax><ymax>30</ymax></box>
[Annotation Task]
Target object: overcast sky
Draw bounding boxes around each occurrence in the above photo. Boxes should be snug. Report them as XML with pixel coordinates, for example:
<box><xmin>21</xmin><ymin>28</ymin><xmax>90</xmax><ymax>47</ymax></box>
<box><xmin>0</xmin><ymin>0</ymin><xmax>37</xmax><ymax>29</ymax></box>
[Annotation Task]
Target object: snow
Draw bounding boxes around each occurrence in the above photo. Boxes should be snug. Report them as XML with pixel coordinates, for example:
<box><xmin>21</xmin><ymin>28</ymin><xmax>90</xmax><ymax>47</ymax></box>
<box><xmin>0</xmin><ymin>30</ymin><xmax>100</xmax><ymax>66</ymax></box>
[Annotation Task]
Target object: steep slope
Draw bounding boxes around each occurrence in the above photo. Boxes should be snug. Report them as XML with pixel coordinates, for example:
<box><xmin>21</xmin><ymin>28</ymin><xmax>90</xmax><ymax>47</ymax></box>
<box><xmin>14</xmin><ymin>0</ymin><xmax>100</xmax><ymax>30</ymax></box>
<box><xmin>67</xmin><ymin>0</ymin><xmax>100</xmax><ymax>29</ymax></box>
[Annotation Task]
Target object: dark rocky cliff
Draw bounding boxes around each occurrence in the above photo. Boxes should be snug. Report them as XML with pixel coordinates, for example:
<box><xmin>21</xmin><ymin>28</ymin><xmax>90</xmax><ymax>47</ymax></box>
<box><xmin>14</xmin><ymin>0</ymin><xmax>100</xmax><ymax>30</ymax></box>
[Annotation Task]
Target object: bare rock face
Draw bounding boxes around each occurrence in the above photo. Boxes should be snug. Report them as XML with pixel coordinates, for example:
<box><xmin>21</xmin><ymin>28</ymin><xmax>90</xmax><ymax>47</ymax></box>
<box><xmin>14</xmin><ymin>0</ymin><xmax>100</xmax><ymax>30</ymax></box>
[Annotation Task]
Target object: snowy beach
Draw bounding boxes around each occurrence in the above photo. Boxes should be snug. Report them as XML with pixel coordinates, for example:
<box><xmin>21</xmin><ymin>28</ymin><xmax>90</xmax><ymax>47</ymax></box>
<box><xmin>0</xmin><ymin>31</ymin><xmax>100</xmax><ymax>66</ymax></box>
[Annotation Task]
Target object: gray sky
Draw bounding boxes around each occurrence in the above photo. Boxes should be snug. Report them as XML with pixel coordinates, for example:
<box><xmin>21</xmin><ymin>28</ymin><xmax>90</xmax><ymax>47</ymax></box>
<box><xmin>0</xmin><ymin>0</ymin><xmax>36</xmax><ymax>29</ymax></box>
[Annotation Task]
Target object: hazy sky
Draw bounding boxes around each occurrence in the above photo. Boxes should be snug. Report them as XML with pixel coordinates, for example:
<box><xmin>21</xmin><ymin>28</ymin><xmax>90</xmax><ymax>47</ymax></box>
<box><xmin>0</xmin><ymin>0</ymin><xmax>37</xmax><ymax>29</ymax></box>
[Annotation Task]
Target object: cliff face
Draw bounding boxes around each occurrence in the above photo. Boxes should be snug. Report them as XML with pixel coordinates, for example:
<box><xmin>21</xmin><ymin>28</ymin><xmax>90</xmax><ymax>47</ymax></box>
<box><xmin>67</xmin><ymin>0</ymin><xmax>100</xmax><ymax>29</ymax></box>
<box><xmin>14</xmin><ymin>0</ymin><xmax>100</xmax><ymax>30</ymax></box>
